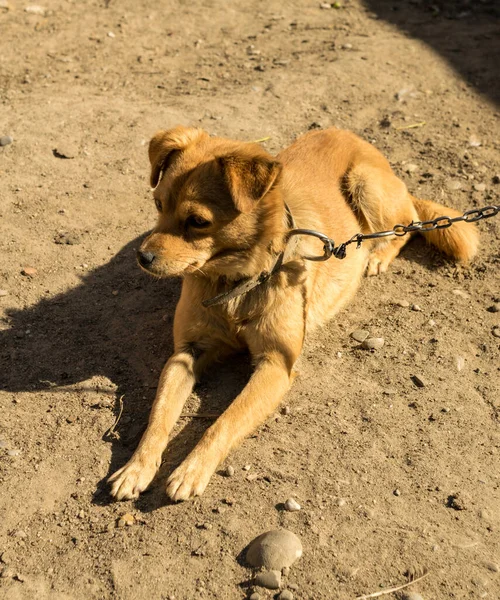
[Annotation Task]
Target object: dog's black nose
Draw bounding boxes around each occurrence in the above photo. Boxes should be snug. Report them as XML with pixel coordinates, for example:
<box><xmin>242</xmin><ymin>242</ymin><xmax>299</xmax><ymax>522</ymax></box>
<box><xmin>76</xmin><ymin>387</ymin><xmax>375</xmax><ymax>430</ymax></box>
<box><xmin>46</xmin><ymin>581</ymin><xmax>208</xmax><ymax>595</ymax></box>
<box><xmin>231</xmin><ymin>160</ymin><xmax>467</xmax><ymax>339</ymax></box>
<box><xmin>137</xmin><ymin>250</ymin><xmax>155</xmax><ymax>267</ymax></box>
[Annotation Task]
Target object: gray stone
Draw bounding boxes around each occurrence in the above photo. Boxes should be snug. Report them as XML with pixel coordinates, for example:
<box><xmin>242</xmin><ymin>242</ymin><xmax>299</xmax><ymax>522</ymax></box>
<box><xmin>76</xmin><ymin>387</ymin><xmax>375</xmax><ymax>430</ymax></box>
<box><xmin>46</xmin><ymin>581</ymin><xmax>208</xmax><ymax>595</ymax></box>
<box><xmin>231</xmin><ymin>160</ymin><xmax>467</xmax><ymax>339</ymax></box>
<box><xmin>246</xmin><ymin>529</ymin><xmax>303</xmax><ymax>570</ymax></box>
<box><xmin>279</xmin><ymin>591</ymin><xmax>294</xmax><ymax>600</ymax></box>
<box><xmin>351</xmin><ymin>329</ymin><xmax>369</xmax><ymax>342</ymax></box>
<box><xmin>362</xmin><ymin>337</ymin><xmax>385</xmax><ymax>350</ymax></box>
<box><xmin>225</xmin><ymin>465</ymin><xmax>235</xmax><ymax>477</ymax></box>
<box><xmin>249</xmin><ymin>593</ymin><xmax>261</xmax><ymax>600</ymax></box>
<box><xmin>255</xmin><ymin>570</ymin><xmax>281</xmax><ymax>589</ymax></box>
<box><xmin>0</xmin><ymin>135</ymin><xmax>13</xmax><ymax>146</ymax></box>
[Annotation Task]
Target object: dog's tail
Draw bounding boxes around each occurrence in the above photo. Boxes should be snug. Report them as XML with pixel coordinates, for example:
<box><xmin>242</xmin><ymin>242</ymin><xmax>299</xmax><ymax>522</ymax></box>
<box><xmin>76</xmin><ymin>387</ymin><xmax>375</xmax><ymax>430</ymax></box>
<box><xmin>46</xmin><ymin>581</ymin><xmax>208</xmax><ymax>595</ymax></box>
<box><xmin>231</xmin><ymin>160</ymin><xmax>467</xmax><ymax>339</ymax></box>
<box><xmin>411</xmin><ymin>195</ymin><xmax>479</xmax><ymax>262</ymax></box>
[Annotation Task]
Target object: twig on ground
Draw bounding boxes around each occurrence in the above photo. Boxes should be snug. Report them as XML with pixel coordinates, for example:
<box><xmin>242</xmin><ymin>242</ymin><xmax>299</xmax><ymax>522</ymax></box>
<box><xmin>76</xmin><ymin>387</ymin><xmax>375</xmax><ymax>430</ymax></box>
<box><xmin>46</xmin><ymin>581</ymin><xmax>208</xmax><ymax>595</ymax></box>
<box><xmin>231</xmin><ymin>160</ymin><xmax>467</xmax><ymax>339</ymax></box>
<box><xmin>355</xmin><ymin>572</ymin><xmax>430</xmax><ymax>599</ymax></box>
<box><xmin>105</xmin><ymin>395</ymin><xmax>124</xmax><ymax>439</ymax></box>
<box><xmin>395</xmin><ymin>121</ymin><xmax>426</xmax><ymax>131</ymax></box>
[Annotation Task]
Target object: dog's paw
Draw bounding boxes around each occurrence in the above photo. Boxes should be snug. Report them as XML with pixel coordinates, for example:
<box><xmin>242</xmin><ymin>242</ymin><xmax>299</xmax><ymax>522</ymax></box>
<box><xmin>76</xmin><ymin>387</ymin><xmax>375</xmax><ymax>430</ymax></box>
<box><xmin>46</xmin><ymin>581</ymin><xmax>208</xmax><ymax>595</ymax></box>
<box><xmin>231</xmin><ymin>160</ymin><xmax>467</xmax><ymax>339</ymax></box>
<box><xmin>166</xmin><ymin>453</ymin><xmax>215</xmax><ymax>502</ymax></box>
<box><xmin>108</xmin><ymin>456</ymin><xmax>159</xmax><ymax>501</ymax></box>
<box><xmin>366</xmin><ymin>256</ymin><xmax>389</xmax><ymax>276</ymax></box>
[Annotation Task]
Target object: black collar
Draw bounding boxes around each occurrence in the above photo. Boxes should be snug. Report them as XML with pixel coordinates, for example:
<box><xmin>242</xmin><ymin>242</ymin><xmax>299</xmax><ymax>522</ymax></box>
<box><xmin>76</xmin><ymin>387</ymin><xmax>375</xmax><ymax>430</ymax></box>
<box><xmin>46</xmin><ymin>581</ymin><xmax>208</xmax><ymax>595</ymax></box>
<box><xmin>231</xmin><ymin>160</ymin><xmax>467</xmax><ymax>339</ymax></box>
<box><xmin>202</xmin><ymin>204</ymin><xmax>296</xmax><ymax>308</ymax></box>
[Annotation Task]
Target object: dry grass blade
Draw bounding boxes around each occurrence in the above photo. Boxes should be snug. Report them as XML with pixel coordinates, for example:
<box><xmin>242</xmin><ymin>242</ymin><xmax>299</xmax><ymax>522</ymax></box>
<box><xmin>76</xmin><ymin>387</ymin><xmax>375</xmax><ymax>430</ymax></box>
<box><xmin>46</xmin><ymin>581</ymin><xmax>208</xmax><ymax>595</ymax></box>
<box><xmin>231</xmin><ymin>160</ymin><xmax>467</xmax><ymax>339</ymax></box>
<box><xmin>395</xmin><ymin>121</ymin><xmax>426</xmax><ymax>131</ymax></box>
<box><xmin>180</xmin><ymin>412</ymin><xmax>220</xmax><ymax>418</ymax></box>
<box><xmin>251</xmin><ymin>136</ymin><xmax>271</xmax><ymax>143</ymax></box>
<box><xmin>105</xmin><ymin>395</ymin><xmax>124</xmax><ymax>439</ymax></box>
<box><xmin>355</xmin><ymin>572</ymin><xmax>430</xmax><ymax>599</ymax></box>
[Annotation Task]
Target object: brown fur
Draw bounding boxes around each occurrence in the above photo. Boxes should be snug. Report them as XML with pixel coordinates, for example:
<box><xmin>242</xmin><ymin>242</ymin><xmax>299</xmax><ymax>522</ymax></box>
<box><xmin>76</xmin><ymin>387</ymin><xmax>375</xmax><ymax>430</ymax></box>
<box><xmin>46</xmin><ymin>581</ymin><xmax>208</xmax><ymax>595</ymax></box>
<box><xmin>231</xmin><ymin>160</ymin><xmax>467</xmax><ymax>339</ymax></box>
<box><xmin>109</xmin><ymin>126</ymin><xmax>479</xmax><ymax>502</ymax></box>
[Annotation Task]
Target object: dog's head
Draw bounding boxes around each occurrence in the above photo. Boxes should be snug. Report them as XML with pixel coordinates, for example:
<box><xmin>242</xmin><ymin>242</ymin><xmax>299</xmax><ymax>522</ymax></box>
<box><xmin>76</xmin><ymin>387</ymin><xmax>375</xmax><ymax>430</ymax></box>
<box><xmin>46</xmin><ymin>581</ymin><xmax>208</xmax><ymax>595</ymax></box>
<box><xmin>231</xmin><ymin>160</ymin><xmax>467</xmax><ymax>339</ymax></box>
<box><xmin>138</xmin><ymin>126</ymin><xmax>284</xmax><ymax>279</ymax></box>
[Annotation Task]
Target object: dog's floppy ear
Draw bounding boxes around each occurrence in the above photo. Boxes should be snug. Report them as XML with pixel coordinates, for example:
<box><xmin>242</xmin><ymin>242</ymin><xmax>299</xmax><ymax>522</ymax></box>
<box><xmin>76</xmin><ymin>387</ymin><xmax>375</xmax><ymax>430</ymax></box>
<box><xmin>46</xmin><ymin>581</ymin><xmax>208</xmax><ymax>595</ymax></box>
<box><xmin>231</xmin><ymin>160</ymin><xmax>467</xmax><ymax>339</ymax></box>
<box><xmin>218</xmin><ymin>154</ymin><xmax>282</xmax><ymax>213</ymax></box>
<box><xmin>149</xmin><ymin>126</ymin><xmax>205</xmax><ymax>188</ymax></box>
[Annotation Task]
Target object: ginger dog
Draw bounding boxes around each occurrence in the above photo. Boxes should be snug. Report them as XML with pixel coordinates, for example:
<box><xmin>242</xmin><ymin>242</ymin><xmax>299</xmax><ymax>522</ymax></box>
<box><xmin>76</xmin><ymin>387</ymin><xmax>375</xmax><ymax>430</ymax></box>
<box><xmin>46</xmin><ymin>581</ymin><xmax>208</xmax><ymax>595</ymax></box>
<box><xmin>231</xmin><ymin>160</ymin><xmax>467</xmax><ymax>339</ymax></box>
<box><xmin>109</xmin><ymin>126</ymin><xmax>478</xmax><ymax>502</ymax></box>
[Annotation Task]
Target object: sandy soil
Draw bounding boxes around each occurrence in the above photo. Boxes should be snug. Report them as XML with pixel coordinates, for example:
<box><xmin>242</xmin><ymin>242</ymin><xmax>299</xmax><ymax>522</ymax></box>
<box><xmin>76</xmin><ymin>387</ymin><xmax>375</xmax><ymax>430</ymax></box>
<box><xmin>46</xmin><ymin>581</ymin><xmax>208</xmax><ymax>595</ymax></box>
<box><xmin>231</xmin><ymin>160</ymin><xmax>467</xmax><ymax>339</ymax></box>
<box><xmin>1</xmin><ymin>1</ymin><xmax>499</xmax><ymax>599</ymax></box>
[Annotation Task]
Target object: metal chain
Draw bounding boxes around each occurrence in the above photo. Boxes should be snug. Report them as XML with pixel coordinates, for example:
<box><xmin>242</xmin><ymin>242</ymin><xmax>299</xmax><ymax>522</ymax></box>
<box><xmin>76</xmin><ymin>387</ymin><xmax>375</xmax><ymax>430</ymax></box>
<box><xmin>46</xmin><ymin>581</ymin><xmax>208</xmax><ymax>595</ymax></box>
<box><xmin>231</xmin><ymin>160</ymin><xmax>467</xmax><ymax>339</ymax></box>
<box><xmin>286</xmin><ymin>204</ymin><xmax>500</xmax><ymax>261</ymax></box>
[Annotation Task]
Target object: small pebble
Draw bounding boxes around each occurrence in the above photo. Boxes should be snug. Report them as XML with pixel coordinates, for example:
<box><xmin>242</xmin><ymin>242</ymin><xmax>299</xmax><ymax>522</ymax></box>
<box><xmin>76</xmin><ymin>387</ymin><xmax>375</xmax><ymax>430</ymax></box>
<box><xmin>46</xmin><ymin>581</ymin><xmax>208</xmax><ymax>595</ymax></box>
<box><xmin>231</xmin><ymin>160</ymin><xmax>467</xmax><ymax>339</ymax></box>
<box><xmin>279</xmin><ymin>590</ymin><xmax>294</xmax><ymax>600</ymax></box>
<box><xmin>7</xmin><ymin>449</ymin><xmax>21</xmax><ymax>456</ymax></box>
<box><xmin>282</xmin><ymin>405</ymin><xmax>291</xmax><ymax>415</ymax></box>
<box><xmin>246</xmin><ymin>529</ymin><xmax>303</xmax><ymax>570</ymax></box>
<box><xmin>468</xmin><ymin>135</ymin><xmax>481</xmax><ymax>147</ymax></box>
<box><xmin>411</xmin><ymin>375</ymin><xmax>426</xmax><ymax>388</ymax></box>
<box><xmin>25</xmin><ymin>5</ymin><xmax>46</xmax><ymax>15</ymax></box>
<box><xmin>351</xmin><ymin>329</ymin><xmax>369</xmax><ymax>342</ymax></box>
<box><xmin>483</xmin><ymin>561</ymin><xmax>499</xmax><ymax>573</ymax></box>
<box><xmin>487</xmin><ymin>303</ymin><xmax>500</xmax><ymax>313</ymax></box>
<box><xmin>0</xmin><ymin>135</ymin><xmax>13</xmax><ymax>146</ymax></box>
<box><xmin>21</xmin><ymin>267</ymin><xmax>37</xmax><ymax>277</ymax></box>
<box><xmin>0</xmin><ymin>1</ymin><xmax>10</xmax><ymax>10</ymax></box>
<box><xmin>362</xmin><ymin>337</ymin><xmax>385</xmax><ymax>350</ymax></box>
<box><xmin>401</xmin><ymin>593</ymin><xmax>424</xmax><ymax>600</ymax></box>
<box><xmin>53</xmin><ymin>145</ymin><xmax>77</xmax><ymax>159</ymax></box>
<box><xmin>404</xmin><ymin>163</ymin><xmax>418</xmax><ymax>174</ymax></box>
<box><xmin>319</xmin><ymin>2</ymin><xmax>331</xmax><ymax>8</ymax></box>
<box><xmin>107</xmin><ymin>31</ymin><xmax>115</xmax><ymax>38</ymax></box>
<box><xmin>243</xmin><ymin>464</ymin><xmax>251</xmax><ymax>471</ymax></box>
<box><xmin>492</xmin><ymin>328</ymin><xmax>500</xmax><ymax>339</ymax></box>
<box><xmin>117</xmin><ymin>513</ymin><xmax>135</xmax><ymax>527</ymax></box>
<box><xmin>337</xmin><ymin>498</ymin><xmax>347</xmax><ymax>507</ymax></box>
<box><xmin>225</xmin><ymin>465</ymin><xmax>235</xmax><ymax>477</ymax></box>
<box><xmin>0</xmin><ymin>289</ymin><xmax>9</xmax><ymax>296</ymax></box>
<box><xmin>393</xmin><ymin>488</ymin><xmax>401</xmax><ymax>496</ymax></box>
<box><xmin>446</xmin><ymin>180</ymin><xmax>462</xmax><ymax>191</ymax></box>
<box><xmin>282</xmin><ymin>566</ymin><xmax>290</xmax><ymax>577</ymax></box>
<box><xmin>452</xmin><ymin>289</ymin><xmax>470</xmax><ymax>299</ymax></box>
<box><xmin>396</xmin><ymin>300</ymin><xmax>410</xmax><ymax>307</ymax></box>
<box><xmin>428</xmin><ymin>319</ymin><xmax>436</xmax><ymax>327</ymax></box>
<box><xmin>284</xmin><ymin>498</ymin><xmax>301</xmax><ymax>512</ymax></box>
<box><xmin>249</xmin><ymin>593</ymin><xmax>261</xmax><ymax>600</ymax></box>
<box><xmin>492</xmin><ymin>174</ymin><xmax>500</xmax><ymax>184</ymax></box>
<box><xmin>255</xmin><ymin>570</ymin><xmax>281</xmax><ymax>590</ymax></box>
<box><xmin>473</xmin><ymin>183</ymin><xmax>486</xmax><ymax>192</ymax></box>
<box><xmin>13</xmin><ymin>530</ymin><xmax>27</xmax><ymax>538</ymax></box>
<box><xmin>411</xmin><ymin>304</ymin><xmax>422</xmax><ymax>312</ymax></box>
<box><xmin>455</xmin><ymin>356</ymin><xmax>465</xmax><ymax>372</ymax></box>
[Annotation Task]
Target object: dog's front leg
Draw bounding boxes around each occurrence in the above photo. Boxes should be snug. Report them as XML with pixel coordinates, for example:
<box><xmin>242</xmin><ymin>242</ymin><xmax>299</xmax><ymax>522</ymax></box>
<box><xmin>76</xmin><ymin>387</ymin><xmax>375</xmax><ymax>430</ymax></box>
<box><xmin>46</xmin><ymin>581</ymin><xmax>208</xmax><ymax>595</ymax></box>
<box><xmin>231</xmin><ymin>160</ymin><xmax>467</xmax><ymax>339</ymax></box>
<box><xmin>166</xmin><ymin>348</ymin><xmax>297</xmax><ymax>501</ymax></box>
<box><xmin>109</xmin><ymin>349</ymin><xmax>204</xmax><ymax>500</ymax></box>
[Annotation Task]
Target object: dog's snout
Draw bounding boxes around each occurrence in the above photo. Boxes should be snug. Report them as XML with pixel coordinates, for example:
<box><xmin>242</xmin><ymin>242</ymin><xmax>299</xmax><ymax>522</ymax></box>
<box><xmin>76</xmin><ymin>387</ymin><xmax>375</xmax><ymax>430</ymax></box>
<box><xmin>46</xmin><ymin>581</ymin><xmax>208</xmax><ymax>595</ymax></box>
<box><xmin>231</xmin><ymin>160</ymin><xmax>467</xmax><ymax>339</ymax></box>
<box><xmin>137</xmin><ymin>250</ymin><xmax>156</xmax><ymax>267</ymax></box>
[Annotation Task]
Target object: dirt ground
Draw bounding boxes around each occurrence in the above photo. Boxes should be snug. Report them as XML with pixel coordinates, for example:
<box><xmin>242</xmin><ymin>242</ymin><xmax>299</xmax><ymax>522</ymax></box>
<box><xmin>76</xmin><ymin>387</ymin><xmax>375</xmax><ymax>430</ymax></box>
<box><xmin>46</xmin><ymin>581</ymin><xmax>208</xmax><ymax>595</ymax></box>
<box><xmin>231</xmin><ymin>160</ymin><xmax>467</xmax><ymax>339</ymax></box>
<box><xmin>1</xmin><ymin>0</ymin><xmax>499</xmax><ymax>598</ymax></box>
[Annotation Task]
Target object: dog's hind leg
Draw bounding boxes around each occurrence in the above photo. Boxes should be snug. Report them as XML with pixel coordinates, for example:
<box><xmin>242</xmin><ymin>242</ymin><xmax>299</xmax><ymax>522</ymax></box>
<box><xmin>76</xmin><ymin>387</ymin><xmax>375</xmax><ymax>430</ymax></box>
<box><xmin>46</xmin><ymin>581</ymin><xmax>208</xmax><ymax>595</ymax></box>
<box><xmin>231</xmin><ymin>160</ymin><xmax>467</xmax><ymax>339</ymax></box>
<box><xmin>346</xmin><ymin>164</ymin><xmax>419</xmax><ymax>276</ymax></box>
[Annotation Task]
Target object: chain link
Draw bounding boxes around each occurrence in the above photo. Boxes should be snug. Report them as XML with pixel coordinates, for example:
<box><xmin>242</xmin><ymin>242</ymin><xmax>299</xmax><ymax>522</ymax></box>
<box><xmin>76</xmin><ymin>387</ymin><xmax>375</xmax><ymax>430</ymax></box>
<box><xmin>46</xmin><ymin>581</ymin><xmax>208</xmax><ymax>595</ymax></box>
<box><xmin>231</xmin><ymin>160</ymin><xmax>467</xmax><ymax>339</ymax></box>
<box><xmin>329</xmin><ymin>204</ymin><xmax>500</xmax><ymax>260</ymax></box>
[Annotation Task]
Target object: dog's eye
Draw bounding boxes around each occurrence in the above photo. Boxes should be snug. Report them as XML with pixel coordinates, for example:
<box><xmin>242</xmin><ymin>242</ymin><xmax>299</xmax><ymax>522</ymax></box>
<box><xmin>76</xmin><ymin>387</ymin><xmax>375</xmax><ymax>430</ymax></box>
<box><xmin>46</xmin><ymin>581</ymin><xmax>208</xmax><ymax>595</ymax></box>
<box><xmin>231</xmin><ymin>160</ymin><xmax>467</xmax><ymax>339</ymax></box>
<box><xmin>155</xmin><ymin>198</ymin><xmax>162</xmax><ymax>211</ymax></box>
<box><xmin>186</xmin><ymin>215</ymin><xmax>211</xmax><ymax>229</ymax></box>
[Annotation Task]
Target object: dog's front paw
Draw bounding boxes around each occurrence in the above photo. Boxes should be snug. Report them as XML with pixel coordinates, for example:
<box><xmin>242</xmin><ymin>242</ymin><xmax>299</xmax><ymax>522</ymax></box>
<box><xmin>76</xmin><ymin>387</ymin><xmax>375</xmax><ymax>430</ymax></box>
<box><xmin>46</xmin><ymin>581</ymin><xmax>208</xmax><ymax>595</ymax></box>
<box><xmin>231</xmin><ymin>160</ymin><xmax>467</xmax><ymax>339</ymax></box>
<box><xmin>108</xmin><ymin>456</ymin><xmax>159</xmax><ymax>501</ymax></box>
<box><xmin>166</xmin><ymin>452</ymin><xmax>216</xmax><ymax>502</ymax></box>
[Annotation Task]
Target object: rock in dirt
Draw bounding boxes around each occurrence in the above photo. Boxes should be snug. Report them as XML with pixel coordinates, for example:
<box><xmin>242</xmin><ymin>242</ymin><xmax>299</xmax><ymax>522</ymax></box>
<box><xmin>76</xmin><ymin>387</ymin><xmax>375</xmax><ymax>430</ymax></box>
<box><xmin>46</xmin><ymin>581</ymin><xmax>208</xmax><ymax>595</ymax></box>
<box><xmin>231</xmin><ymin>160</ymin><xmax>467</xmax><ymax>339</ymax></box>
<box><xmin>53</xmin><ymin>144</ymin><xmax>78</xmax><ymax>159</ymax></box>
<box><xmin>473</xmin><ymin>183</ymin><xmax>486</xmax><ymax>192</ymax></box>
<box><xmin>487</xmin><ymin>303</ymin><xmax>500</xmax><ymax>313</ymax></box>
<box><xmin>447</xmin><ymin>493</ymin><xmax>467</xmax><ymax>511</ymax></box>
<box><xmin>246</xmin><ymin>530</ymin><xmax>303</xmax><ymax>570</ymax></box>
<box><xmin>54</xmin><ymin>231</ymin><xmax>80</xmax><ymax>245</ymax></box>
<box><xmin>255</xmin><ymin>570</ymin><xmax>281</xmax><ymax>589</ymax></box>
<box><xmin>401</xmin><ymin>593</ymin><xmax>424</xmax><ymax>600</ymax></box>
<box><xmin>284</xmin><ymin>498</ymin><xmax>301</xmax><ymax>512</ymax></box>
<box><xmin>24</xmin><ymin>5</ymin><xmax>46</xmax><ymax>15</ymax></box>
<box><xmin>445</xmin><ymin>180</ymin><xmax>462</xmax><ymax>191</ymax></box>
<box><xmin>249</xmin><ymin>593</ymin><xmax>261</xmax><ymax>600</ymax></box>
<box><xmin>362</xmin><ymin>337</ymin><xmax>385</xmax><ymax>350</ymax></box>
<box><xmin>21</xmin><ymin>267</ymin><xmax>37</xmax><ymax>277</ymax></box>
<box><xmin>351</xmin><ymin>329</ymin><xmax>369</xmax><ymax>342</ymax></box>
<box><xmin>411</xmin><ymin>304</ymin><xmax>422</xmax><ymax>312</ymax></box>
<box><xmin>7</xmin><ymin>449</ymin><xmax>21</xmax><ymax>456</ymax></box>
<box><xmin>279</xmin><ymin>590</ymin><xmax>294</xmax><ymax>600</ymax></box>
<box><xmin>396</xmin><ymin>300</ymin><xmax>410</xmax><ymax>307</ymax></box>
<box><xmin>482</xmin><ymin>561</ymin><xmax>499</xmax><ymax>573</ymax></box>
<box><xmin>455</xmin><ymin>356</ymin><xmax>465</xmax><ymax>372</ymax></box>
<box><xmin>117</xmin><ymin>513</ymin><xmax>135</xmax><ymax>527</ymax></box>
<box><xmin>225</xmin><ymin>465</ymin><xmax>235</xmax><ymax>477</ymax></box>
<box><xmin>492</xmin><ymin>328</ymin><xmax>500</xmax><ymax>339</ymax></box>
<box><xmin>0</xmin><ymin>290</ymin><xmax>9</xmax><ymax>297</ymax></box>
<box><xmin>0</xmin><ymin>135</ymin><xmax>13</xmax><ymax>146</ymax></box>
<box><xmin>411</xmin><ymin>375</ymin><xmax>426</xmax><ymax>388</ymax></box>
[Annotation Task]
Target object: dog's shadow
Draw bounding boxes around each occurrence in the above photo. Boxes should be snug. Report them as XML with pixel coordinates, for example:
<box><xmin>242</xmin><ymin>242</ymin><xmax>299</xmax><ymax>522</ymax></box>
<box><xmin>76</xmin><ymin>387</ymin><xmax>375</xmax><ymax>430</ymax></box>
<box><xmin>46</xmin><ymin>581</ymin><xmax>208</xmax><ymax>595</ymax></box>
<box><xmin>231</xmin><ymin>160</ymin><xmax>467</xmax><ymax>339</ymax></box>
<box><xmin>0</xmin><ymin>234</ymin><xmax>251</xmax><ymax>512</ymax></box>
<box><xmin>0</xmin><ymin>233</ymin><xmax>450</xmax><ymax>511</ymax></box>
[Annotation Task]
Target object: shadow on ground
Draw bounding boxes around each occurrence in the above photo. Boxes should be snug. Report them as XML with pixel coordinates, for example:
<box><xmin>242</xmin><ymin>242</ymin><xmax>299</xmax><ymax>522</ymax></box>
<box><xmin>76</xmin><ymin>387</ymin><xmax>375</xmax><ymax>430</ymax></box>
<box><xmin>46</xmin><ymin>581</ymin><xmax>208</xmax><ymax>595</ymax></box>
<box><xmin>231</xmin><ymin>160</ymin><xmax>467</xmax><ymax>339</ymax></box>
<box><xmin>365</xmin><ymin>0</ymin><xmax>500</xmax><ymax>105</ymax></box>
